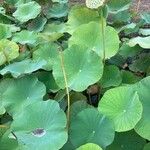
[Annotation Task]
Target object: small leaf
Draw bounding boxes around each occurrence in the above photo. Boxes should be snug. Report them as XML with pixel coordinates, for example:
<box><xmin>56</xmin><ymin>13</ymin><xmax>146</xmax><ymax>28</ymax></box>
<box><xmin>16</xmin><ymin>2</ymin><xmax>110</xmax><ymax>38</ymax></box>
<box><xmin>76</xmin><ymin>143</ymin><xmax>102</xmax><ymax>150</ymax></box>
<box><xmin>70</xmin><ymin>108</ymin><xmax>115</xmax><ymax>149</ymax></box>
<box><xmin>98</xmin><ymin>86</ymin><xmax>143</xmax><ymax>132</ymax></box>
<box><xmin>10</xmin><ymin>100</ymin><xmax>67</xmax><ymax>150</ymax></box>
<box><xmin>0</xmin><ymin>59</ymin><xmax>46</xmax><ymax>78</ymax></box>
<box><xmin>53</xmin><ymin>45</ymin><xmax>103</xmax><ymax>92</ymax></box>
<box><xmin>0</xmin><ymin>39</ymin><xmax>19</xmax><ymax>66</ymax></box>
<box><xmin>13</xmin><ymin>1</ymin><xmax>41</xmax><ymax>23</ymax></box>
<box><xmin>12</xmin><ymin>30</ymin><xmax>38</xmax><ymax>45</ymax></box>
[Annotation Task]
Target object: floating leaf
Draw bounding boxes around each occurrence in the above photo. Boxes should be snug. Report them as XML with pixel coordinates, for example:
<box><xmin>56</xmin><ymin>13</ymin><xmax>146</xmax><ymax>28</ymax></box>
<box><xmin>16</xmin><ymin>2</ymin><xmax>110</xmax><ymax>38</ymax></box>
<box><xmin>134</xmin><ymin>76</ymin><xmax>150</xmax><ymax>140</ymax></box>
<box><xmin>53</xmin><ymin>45</ymin><xmax>103</xmax><ymax>92</ymax></box>
<box><xmin>33</xmin><ymin>42</ymin><xmax>58</xmax><ymax>71</ymax></box>
<box><xmin>128</xmin><ymin>36</ymin><xmax>150</xmax><ymax>49</ymax></box>
<box><xmin>106</xmin><ymin>130</ymin><xmax>146</xmax><ymax>150</ymax></box>
<box><xmin>70</xmin><ymin>108</ymin><xmax>115</xmax><ymax>149</ymax></box>
<box><xmin>76</xmin><ymin>143</ymin><xmax>102</xmax><ymax>150</ymax></box>
<box><xmin>12</xmin><ymin>30</ymin><xmax>38</xmax><ymax>45</ymax></box>
<box><xmin>0</xmin><ymin>59</ymin><xmax>46</xmax><ymax>78</ymax></box>
<box><xmin>0</xmin><ymin>39</ymin><xmax>19</xmax><ymax>66</ymax></box>
<box><xmin>10</xmin><ymin>100</ymin><xmax>67</xmax><ymax>150</ymax></box>
<box><xmin>99</xmin><ymin>65</ymin><xmax>122</xmax><ymax>88</ymax></box>
<box><xmin>69</xmin><ymin>22</ymin><xmax>120</xmax><ymax>59</ymax></box>
<box><xmin>86</xmin><ymin>0</ymin><xmax>105</xmax><ymax>9</ymax></box>
<box><xmin>1</xmin><ymin>76</ymin><xmax>46</xmax><ymax>115</ymax></box>
<box><xmin>13</xmin><ymin>1</ymin><xmax>41</xmax><ymax>23</ymax></box>
<box><xmin>98</xmin><ymin>86</ymin><xmax>143</xmax><ymax>132</ymax></box>
<box><xmin>66</xmin><ymin>6</ymin><xmax>100</xmax><ymax>34</ymax></box>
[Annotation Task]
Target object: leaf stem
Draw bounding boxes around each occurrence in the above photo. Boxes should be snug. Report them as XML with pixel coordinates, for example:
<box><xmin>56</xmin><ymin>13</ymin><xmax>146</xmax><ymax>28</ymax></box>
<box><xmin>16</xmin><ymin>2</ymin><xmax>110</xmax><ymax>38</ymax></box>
<box><xmin>58</xmin><ymin>49</ymin><xmax>70</xmax><ymax>130</ymax></box>
<box><xmin>136</xmin><ymin>0</ymin><xmax>141</xmax><ymax>15</ymax></box>
<box><xmin>101</xmin><ymin>9</ymin><xmax>106</xmax><ymax>63</ymax></box>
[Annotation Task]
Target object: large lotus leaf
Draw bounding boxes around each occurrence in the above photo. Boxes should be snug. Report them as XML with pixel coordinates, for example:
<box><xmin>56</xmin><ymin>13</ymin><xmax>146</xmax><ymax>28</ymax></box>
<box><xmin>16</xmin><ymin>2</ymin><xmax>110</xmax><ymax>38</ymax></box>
<box><xmin>107</xmin><ymin>0</ymin><xmax>131</xmax><ymax>12</ymax></box>
<box><xmin>129</xmin><ymin>53</ymin><xmax>150</xmax><ymax>73</ymax></box>
<box><xmin>0</xmin><ymin>24</ymin><xmax>12</xmax><ymax>40</ymax></box>
<box><xmin>141</xmin><ymin>12</ymin><xmax>150</xmax><ymax>24</ymax></box>
<box><xmin>27</xmin><ymin>17</ymin><xmax>47</xmax><ymax>32</ymax></box>
<box><xmin>12</xmin><ymin>30</ymin><xmax>38</xmax><ymax>45</ymax></box>
<box><xmin>13</xmin><ymin>1</ymin><xmax>41</xmax><ymax>23</ymax></box>
<box><xmin>53</xmin><ymin>45</ymin><xmax>103</xmax><ymax>92</ymax></box>
<box><xmin>66</xmin><ymin>6</ymin><xmax>100</xmax><ymax>34</ymax></box>
<box><xmin>134</xmin><ymin>76</ymin><xmax>150</xmax><ymax>140</ymax></box>
<box><xmin>10</xmin><ymin>100</ymin><xmax>67</xmax><ymax>150</ymax></box>
<box><xmin>98</xmin><ymin>86</ymin><xmax>143</xmax><ymax>132</ymax></box>
<box><xmin>0</xmin><ymin>39</ymin><xmax>19</xmax><ymax>66</ymax></box>
<box><xmin>33</xmin><ymin>42</ymin><xmax>58</xmax><ymax>70</ymax></box>
<box><xmin>86</xmin><ymin>0</ymin><xmax>105</xmax><ymax>9</ymax></box>
<box><xmin>43</xmin><ymin>3</ymin><xmax>68</xmax><ymax>19</ymax></box>
<box><xmin>144</xmin><ymin>143</ymin><xmax>150</xmax><ymax>150</ymax></box>
<box><xmin>128</xmin><ymin>36</ymin><xmax>150</xmax><ymax>49</ymax></box>
<box><xmin>99</xmin><ymin>65</ymin><xmax>122</xmax><ymax>88</ymax></box>
<box><xmin>121</xmin><ymin>70</ymin><xmax>141</xmax><ymax>84</ymax></box>
<box><xmin>35</xmin><ymin>71</ymin><xmax>60</xmax><ymax>93</ymax></box>
<box><xmin>106</xmin><ymin>130</ymin><xmax>146</xmax><ymax>150</ymax></box>
<box><xmin>76</xmin><ymin>143</ymin><xmax>102</xmax><ymax>150</ymax></box>
<box><xmin>69</xmin><ymin>22</ymin><xmax>120</xmax><ymax>59</ymax></box>
<box><xmin>1</xmin><ymin>76</ymin><xmax>46</xmax><ymax>115</ymax></box>
<box><xmin>70</xmin><ymin>108</ymin><xmax>115</xmax><ymax>149</ymax></box>
<box><xmin>0</xmin><ymin>59</ymin><xmax>46</xmax><ymax>78</ymax></box>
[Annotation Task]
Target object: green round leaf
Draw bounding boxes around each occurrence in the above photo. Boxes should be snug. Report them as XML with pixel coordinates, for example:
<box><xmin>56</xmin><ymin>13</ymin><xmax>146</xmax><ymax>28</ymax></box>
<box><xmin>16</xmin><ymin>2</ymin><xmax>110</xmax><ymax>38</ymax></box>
<box><xmin>10</xmin><ymin>100</ymin><xmax>67</xmax><ymax>150</ymax></box>
<box><xmin>53</xmin><ymin>45</ymin><xmax>103</xmax><ymax>92</ymax></box>
<box><xmin>2</xmin><ymin>76</ymin><xmax>46</xmax><ymax>115</ymax></box>
<box><xmin>98</xmin><ymin>86</ymin><xmax>143</xmax><ymax>132</ymax></box>
<box><xmin>134</xmin><ymin>76</ymin><xmax>150</xmax><ymax>140</ymax></box>
<box><xmin>69</xmin><ymin>22</ymin><xmax>120</xmax><ymax>59</ymax></box>
<box><xmin>0</xmin><ymin>59</ymin><xmax>46</xmax><ymax>78</ymax></box>
<box><xmin>0</xmin><ymin>39</ymin><xmax>19</xmax><ymax>66</ymax></box>
<box><xmin>13</xmin><ymin>1</ymin><xmax>41</xmax><ymax>23</ymax></box>
<box><xmin>76</xmin><ymin>143</ymin><xmax>102</xmax><ymax>150</ymax></box>
<box><xmin>70</xmin><ymin>108</ymin><xmax>115</xmax><ymax>149</ymax></box>
<box><xmin>33</xmin><ymin>42</ymin><xmax>59</xmax><ymax>71</ymax></box>
<box><xmin>12</xmin><ymin>30</ymin><xmax>38</xmax><ymax>45</ymax></box>
<box><xmin>99</xmin><ymin>65</ymin><xmax>122</xmax><ymax>88</ymax></box>
<box><xmin>66</xmin><ymin>5</ymin><xmax>100</xmax><ymax>34</ymax></box>
<box><xmin>106</xmin><ymin>130</ymin><xmax>146</xmax><ymax>150</ymax></box>
<box><xmin>86</xmin><ymin>0</ymin><xmax>105</xmax><ymax>9</ymax></box>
